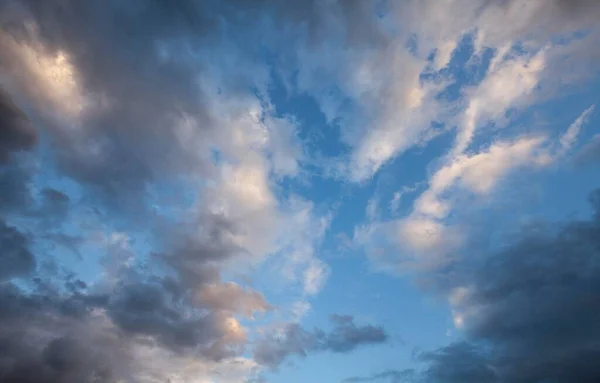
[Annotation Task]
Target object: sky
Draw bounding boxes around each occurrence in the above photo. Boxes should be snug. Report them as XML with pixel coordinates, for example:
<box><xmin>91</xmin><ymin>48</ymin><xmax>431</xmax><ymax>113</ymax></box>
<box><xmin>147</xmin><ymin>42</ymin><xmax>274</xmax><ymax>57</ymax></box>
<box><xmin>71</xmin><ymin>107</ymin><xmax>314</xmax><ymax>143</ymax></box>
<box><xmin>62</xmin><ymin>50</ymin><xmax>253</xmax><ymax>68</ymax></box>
<box><xmin>0</xmin><ymin>1</ymin><xmax>600</xmax><ymax>382</ymax></box>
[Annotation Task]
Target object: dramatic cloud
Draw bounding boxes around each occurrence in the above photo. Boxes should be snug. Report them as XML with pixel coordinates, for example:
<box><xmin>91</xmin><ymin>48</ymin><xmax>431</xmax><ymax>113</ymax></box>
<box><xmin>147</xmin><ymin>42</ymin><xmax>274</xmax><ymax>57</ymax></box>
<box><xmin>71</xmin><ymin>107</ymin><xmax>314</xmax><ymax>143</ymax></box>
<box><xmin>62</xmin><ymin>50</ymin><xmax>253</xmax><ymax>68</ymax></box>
<box><xmin>254</xmin><ymin>315</ymin><xmax>388</xmax><ymax>368</ymax></box>
<box><xmin>1</xmin><ymin>0</ymin><xmax>599</xmax><ymax>382</ymax></box>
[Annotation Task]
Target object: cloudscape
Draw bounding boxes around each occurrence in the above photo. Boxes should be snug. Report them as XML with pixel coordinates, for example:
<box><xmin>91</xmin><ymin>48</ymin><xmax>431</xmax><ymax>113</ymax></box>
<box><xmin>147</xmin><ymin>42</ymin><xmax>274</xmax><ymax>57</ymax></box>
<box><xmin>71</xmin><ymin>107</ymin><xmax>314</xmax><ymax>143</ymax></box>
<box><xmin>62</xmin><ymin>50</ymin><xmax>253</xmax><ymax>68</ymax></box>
<box><xmin>0</xmin><ymin>1</ymin><xmax>599</xmax><ymax>382</ymax></box>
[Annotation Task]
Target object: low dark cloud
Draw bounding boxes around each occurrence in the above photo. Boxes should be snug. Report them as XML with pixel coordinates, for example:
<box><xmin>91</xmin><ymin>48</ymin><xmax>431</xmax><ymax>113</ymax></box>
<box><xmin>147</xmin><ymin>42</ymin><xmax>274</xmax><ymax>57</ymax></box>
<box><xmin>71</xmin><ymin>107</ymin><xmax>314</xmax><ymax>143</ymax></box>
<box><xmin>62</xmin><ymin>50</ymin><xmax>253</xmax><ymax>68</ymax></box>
<box><xmin>254</xmin><ymin>315</ymin><xmax>388</xmax><ymax>368</ymax></box>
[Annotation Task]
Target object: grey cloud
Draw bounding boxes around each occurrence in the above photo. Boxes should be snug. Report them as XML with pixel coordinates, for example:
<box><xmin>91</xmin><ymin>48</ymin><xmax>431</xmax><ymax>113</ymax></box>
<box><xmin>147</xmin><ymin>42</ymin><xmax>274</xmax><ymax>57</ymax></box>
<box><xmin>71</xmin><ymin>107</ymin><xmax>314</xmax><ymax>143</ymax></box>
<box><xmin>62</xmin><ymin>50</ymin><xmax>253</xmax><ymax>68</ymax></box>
<box><xmin>0</xmin><ymin>219</ymin><xmax>35</xmax><ymax>280</ymax></box>
<box><xmin>0</xmin><ymin>87</ymin><xmax>37</xmax><ymax>212</ymax></box>
<box><xmin>0</xmin><ymin>0</ymin><xmax>228</xmax><ymax>211</ymax></box>
<box><xmin>343</xmin><ymin>369</ymin><xmax>415</xmax><ymax>383</ymax></box>
<box><xmin>0</xmin><ymin>86</ymin><xmax>37</xmax><ymax>163</ymax></box>
<box><xmin>106</xmin><ymin>279</ymin><xmax>240</xmax><ymax>360</ymax></box>
<box><xmin>0</xmin><ymin>160</ymin><xmax>33</xmax><ymax>212</ymax></box>
<box><xmin>0</xmin><ymin>274</ymin><xmax>248</xmax><ymax>382</ymax></box>
<box><xmin>254</xmin><ymin>315</ymin><xmax>388</xmax><ymax>368</ymax></box>
<box><xmin>420</xmin><ymin>343</ymin><xmax>497</xmax><ymax>383</ymax></box>
<box><xmin>325</xmin><ymin>314</ymin><xmax>388</xmax><ymax>353</ymax></box>
<box><xmin>0</xmin><ymin>1</ymin><xmax>392</xmax><ymax>381</ymax></box>
<box><xmin>0</xmin><ymin>283</ymin><xmax>126</xmax><ymax>383</ymax></box>
<box><xmin>395</xmin><ymin>189</ymin><xmax>600</xmax><ymax>383</ymax></box>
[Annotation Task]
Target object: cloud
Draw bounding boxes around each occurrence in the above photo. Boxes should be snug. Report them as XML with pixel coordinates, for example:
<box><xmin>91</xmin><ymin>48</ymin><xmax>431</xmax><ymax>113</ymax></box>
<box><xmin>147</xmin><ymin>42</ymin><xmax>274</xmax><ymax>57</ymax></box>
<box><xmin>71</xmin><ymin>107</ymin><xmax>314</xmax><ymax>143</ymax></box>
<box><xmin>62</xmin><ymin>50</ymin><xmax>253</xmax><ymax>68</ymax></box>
<box><xmin>419</xmin><ymin>343</ymin><xmax>497</xmax><ymax>383</ymax></box>
<box><xmin>1</xmin><ymin>0</ymin><xmax>599</xmax><ymax>381</ymax></box>
<box><xmin>558</xmin><ymin>105</ymin><xmax>596</xmax><ymax>155</ymax></box>
<box><xmin>343</xmin><ymin>369</ymin><xmax>415</xmax><ymax>383</ymax></box>
<box><xmin>197</xmin><ymin>282</ymin><xmax>272</xmax><ymax>318</ymax></box>
<box><xmin>254</xmin><ymin>315</ymin><xmax>388</xmax><ymax>368</ymax></box>
<box><xmin>0</xmin><ymin>219</ymin><xmax>35</xmax><ymax>280</ymax></box>
<box><xmin>0</xmin><ymin>281</ymin><xmax>261</xmax><ymax>383</ymax></box>
<box><xmin>0</xmin><ymin>87</ymin><xmax>37</xmax><ymax>163</ymax></box>
<box><xmin>0</xmin><ymin>87</ymin><xmax>37</xmax><ymax>212</ymax></box>
<box><xmin>456</xmin><ymin>49</ymin><xmax>546</xmax><ymax>155</ymax></box>
<box><xmin>383</xmin><ymin>189</ymin><xmax>600</xmax><ymax>383</ymax></box>
<box><xmin>0</xmin><ymin>1</ymin><xmax>340</xmax><ymax>380</ymax></box>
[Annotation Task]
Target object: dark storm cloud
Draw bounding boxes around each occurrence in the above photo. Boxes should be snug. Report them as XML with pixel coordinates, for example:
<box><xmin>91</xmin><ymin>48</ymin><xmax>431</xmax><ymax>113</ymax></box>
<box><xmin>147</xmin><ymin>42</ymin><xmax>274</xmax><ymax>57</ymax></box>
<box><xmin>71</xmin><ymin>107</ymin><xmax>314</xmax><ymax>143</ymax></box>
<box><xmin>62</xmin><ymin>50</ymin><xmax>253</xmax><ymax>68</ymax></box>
<box><xmin>254</xmin><ymin>315</ymin><xmax>388</xmax><ymax>368</ymax></box>
<box><xmin>0</xmin><ymin>219</ymin><xmax>35</xmax><ymax>280</ymax></box>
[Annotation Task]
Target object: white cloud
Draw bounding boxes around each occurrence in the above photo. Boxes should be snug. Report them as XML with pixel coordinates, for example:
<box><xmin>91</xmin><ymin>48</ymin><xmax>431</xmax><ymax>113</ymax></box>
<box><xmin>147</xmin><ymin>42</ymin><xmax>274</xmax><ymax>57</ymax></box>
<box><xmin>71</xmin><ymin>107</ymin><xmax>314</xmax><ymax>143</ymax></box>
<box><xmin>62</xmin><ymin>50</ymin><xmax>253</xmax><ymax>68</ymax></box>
<box><xmin>558</xmin><ymin>105</ymin><xmax>596</xmax><ymax>156</ymax></box>
<box><xmin>456</xmin><ymin>49</ymin><xmax>546</xmax><ymax>154</ymax></box>
<box><xmin>303</xmin><ymin>258</ymin><xmax>330</xmax><ymax>296</ymax></box>
<box><xmin>290</xmin><ymin>301</ymin><xmax>312</xmax><ymax>322</ymax></box>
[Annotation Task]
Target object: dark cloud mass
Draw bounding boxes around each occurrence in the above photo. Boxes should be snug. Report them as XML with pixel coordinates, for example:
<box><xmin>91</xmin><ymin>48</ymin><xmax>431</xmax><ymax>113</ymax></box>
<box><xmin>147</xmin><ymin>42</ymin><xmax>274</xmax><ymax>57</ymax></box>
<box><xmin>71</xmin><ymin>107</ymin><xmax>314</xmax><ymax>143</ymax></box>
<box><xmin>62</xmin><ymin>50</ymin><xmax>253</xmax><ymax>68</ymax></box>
<box><xmin>254</xmin><ymin>315</ymin><xmax>388</xmax><ymax>368</ymax></box>
<box><xmin>347</xmin><ymin>189</ymin><xmax>600</xmax><ymax>383</ymax></box>
<box><xmin>0</xmin><ymin>87</ymin><xmax>37</xmax><ymax>163</ymax></box>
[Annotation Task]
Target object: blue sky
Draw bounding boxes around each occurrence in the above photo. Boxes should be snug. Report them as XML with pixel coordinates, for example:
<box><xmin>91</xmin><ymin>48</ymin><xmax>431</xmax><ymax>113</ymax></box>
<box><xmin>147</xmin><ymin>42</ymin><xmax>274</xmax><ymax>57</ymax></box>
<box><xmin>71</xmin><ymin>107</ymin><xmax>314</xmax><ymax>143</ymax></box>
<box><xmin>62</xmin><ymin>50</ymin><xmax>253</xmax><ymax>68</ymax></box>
<box><xmin>1</xmin><ymin>1</ymin><xmax>600</xmax><ymax>382</ymax></box>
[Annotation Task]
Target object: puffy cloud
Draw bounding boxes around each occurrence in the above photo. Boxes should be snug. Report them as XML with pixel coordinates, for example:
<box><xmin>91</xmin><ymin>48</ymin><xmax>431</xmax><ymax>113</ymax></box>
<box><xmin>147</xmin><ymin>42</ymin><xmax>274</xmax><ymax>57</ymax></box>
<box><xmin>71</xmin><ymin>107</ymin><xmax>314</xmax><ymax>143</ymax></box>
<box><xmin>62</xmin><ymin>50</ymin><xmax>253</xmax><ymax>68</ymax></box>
<box><xmin>254</xmin><ymin>315</ymin><xmax>388</xmax><ymax>368</ymax></box>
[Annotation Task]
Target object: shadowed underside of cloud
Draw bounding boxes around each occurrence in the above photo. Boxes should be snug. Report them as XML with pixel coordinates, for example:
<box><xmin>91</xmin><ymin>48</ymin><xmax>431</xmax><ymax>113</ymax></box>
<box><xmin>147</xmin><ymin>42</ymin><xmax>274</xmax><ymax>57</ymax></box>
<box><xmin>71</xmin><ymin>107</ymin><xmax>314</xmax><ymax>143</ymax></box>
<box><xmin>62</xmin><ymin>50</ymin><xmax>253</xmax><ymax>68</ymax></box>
<box><xmin>0</xmin><ymin>87</ymin><xmax>37</xmax><ymax>163</ymax></box>
<box><xmin>345</xmin><ymin>189</ymin><xmax>600</xmax><ymax>383</ymax></box>
<box><xmin>254</xmin><ymin>314</ymin><xmax>389</xmax><ymax>368</ymax></box>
